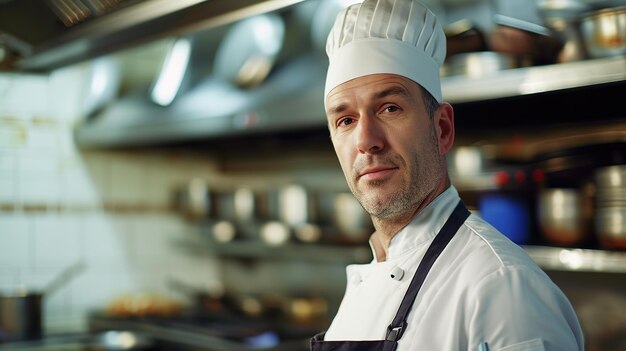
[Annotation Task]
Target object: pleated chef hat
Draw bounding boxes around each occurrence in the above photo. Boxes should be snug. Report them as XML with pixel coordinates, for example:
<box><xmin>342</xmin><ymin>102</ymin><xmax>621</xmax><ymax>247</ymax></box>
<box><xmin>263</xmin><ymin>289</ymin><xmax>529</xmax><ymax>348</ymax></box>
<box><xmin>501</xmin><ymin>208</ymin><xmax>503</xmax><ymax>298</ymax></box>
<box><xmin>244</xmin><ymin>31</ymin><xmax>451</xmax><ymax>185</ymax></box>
<box><xmin>325</xmin><ymin>0</ymin><xmax>446</xmax><ymax>103</ymax></box>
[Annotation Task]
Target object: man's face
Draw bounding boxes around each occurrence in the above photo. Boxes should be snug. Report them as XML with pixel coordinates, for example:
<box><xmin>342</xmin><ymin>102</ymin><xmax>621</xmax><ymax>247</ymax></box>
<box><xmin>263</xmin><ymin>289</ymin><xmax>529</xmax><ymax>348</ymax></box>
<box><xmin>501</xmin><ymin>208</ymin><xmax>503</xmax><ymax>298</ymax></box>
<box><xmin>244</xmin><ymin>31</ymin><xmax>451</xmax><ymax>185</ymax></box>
<box><xmin>325</xmin><ymin>74</ymin><xmax>445</xmax><ymax>219</ymax></box>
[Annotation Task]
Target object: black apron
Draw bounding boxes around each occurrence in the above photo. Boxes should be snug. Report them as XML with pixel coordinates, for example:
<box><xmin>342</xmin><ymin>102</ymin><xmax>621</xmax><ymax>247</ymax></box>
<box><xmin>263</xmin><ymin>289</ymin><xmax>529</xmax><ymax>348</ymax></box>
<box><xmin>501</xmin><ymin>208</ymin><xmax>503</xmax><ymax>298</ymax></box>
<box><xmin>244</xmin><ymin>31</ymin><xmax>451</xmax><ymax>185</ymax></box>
<box><xmin>310</xmin><ymin>201</ymin><xmax>470</xmax><ymax>351</ymax></box>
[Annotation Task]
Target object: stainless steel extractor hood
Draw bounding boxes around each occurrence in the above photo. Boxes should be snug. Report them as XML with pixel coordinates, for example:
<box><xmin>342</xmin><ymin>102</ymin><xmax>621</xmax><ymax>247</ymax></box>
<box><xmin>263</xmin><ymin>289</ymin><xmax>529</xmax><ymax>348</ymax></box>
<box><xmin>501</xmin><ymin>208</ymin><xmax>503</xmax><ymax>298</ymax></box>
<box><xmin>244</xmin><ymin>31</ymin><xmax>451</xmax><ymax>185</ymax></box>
<box><xmin>74</xmin><ymin>52</ymin><xmax>330</xmax><ymax>147</ymax></box>
<box><xmin>0</xmin><ymin>0</ymin><xmax>303</xmax><ymax>71</ymax></box>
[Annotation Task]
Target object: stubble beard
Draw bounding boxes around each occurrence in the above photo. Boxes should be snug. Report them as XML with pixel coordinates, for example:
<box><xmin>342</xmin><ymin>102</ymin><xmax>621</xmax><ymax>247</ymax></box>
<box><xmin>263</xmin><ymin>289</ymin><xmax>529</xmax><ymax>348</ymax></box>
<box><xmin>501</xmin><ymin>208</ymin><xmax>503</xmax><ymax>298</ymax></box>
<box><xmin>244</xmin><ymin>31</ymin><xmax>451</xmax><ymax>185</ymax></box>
<box><xmin>349</xmin><ymin>127</ymin><xmax>443</xmax><ymax>220</ymax></box>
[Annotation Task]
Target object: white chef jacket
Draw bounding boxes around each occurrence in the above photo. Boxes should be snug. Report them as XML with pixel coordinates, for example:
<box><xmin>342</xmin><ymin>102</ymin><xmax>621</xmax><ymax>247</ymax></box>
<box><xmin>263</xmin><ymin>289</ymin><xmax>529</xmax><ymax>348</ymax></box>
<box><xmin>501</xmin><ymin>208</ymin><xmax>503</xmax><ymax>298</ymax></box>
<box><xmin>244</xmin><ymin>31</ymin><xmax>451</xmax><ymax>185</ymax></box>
<box><xmin>324</xmin><ymin>186</ymin><xmax>584</xmax><ymax>351</ymax></box>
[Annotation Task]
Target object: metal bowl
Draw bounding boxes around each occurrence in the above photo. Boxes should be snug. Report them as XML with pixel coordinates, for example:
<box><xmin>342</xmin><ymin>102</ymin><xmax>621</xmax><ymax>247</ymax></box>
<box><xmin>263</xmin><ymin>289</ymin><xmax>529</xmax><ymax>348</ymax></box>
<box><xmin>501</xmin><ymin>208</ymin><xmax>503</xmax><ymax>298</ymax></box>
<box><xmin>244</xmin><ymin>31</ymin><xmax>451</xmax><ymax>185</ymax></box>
<box><xmin>581</xmin><ymin>6</ymin><xmax>626</xmax><ymax>58</ymax></box>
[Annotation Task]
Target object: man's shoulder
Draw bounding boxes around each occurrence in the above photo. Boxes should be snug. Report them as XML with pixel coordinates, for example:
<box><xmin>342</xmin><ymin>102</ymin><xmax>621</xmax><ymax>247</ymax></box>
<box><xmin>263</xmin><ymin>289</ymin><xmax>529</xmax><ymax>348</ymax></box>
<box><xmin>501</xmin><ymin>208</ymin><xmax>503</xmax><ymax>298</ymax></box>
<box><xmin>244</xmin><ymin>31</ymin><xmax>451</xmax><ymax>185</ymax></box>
<box><xmin>451</xmin><ymin>214</ymin><xmax>544</xmax><ymax>279</ymax></box>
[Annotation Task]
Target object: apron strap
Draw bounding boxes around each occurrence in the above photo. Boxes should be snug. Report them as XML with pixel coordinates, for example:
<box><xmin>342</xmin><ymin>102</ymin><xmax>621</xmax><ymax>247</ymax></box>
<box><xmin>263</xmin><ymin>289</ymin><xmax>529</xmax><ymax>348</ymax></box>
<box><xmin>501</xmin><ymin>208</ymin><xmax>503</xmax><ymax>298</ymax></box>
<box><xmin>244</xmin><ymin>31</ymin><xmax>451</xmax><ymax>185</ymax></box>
<box><xmin>385</xmin><ymin>201</ymin><xmax>470</xmax><ymax>342</ymax></box>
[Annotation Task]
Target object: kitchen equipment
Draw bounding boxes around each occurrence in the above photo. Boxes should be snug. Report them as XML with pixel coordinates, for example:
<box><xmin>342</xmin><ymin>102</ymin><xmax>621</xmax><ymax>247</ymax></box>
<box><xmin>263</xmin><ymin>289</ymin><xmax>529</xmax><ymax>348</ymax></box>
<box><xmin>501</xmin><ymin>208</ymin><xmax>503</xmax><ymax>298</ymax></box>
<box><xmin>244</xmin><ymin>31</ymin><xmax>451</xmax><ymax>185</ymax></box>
<box><xmin>594</xmin><ymin>165</ymin><xmax>626</xmax><ymax>249</ymax></box>
<box><xmin>537</xmin><ymin>0</ymin><xmax>591</xmax><ymax>62</ymax></box>
<box><xmin>329</xmin><ymin>192</ymin><xmax>373</xmax><ymax>244</ymax></box>
<box><xmin>537</xmin><ymin>188</ymin><xmax>590</xmax><ymax>246</ymax></box>
<box><xmin>213</xmin><ymin>13</ymin><xmax>285</xmax><ymax>89</ymax></box>
<box><xmin>310</xmin><ymin>0</ymin><xmax>352</xmax><ymax>54</ymax></box>
<box><xmin>444</xmin><ymin>19</ymin><xmax>489</xmax><ymax>58</ymax></box>
<box><xmin>0</xmin><ymin>261</ymin><xmax>85</xmax><ymax>342</ymax></box>
<box><xmin>595</xmin><ymin>207</ymin><xmax>626</xmax><ymax>248</ymax></box>
<box><xmin>443</xmin><ymin>51</ymin><xmax>517</xmax><ymax>78</ymax></box>
<box><xmin>260</xmin><ymin>221</ymin><xmax>291</xmax><ymax>246</ymax></box>
<box><xmin>174</xmin><ymin>178</ymin><xmax>214</xmax><ymax>222</ymax></box>
<box><xmin>0</xmin><ymin>290</ymin><xmax>42</xmax><ymax>342</ymax></box>
<box><xmin>87</xmin><ymin>330</ymin><xmax>154</xmax><ymax>351</ymax></box>
<box><xmin>81</xmin><ymin>56</ymin><xmax>121</xmax><ymax>118</ymax></box>
<box><xmin>258</xmin><ymin>184</ymin><xmax>321</xmax><ymax>245</ymax></box>
<box><xmin>581</xmin><ymin>6</ymin><xmax>626</xmax><ymax>58</ymax></box>
<box><xmin>491</xmin><ymin>14</ymin><xmax>563</xmax><ymax>65</ymax></box>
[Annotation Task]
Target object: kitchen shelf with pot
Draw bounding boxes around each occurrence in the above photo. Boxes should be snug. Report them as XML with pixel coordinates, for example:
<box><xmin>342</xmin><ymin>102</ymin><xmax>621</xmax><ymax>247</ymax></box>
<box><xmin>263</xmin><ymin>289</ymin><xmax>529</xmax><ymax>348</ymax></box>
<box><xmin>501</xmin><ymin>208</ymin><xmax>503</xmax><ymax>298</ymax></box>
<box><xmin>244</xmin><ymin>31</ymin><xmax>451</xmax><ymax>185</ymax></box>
<box><xmin>442</xmin><ymin>55</ymin><xmax>626</xmax><ymax>103</ymax></box>
<box><xmin>523</xmin><ymin>245</ymin><xmax>626</xmax><ymax>274</ymax></box>
<box><xmin>179</xmin><ymin>237</ymin><xmax>626</xmax><ymax>274</ymax></box>
<box><xmin>75</xmin><ymin>54</ymin><xmax>626</xmax><ymax>149</ymax></box>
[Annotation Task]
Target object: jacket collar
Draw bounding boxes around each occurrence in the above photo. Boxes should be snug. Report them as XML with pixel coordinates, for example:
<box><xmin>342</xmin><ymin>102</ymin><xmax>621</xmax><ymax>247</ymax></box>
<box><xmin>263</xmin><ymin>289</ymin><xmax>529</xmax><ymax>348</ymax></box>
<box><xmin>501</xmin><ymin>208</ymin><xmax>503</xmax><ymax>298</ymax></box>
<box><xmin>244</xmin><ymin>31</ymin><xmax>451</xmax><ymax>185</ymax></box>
<box><xmin>369</xmin><ymin>185</ymin><xmax>461</xmax><ymax>262</ymax></box>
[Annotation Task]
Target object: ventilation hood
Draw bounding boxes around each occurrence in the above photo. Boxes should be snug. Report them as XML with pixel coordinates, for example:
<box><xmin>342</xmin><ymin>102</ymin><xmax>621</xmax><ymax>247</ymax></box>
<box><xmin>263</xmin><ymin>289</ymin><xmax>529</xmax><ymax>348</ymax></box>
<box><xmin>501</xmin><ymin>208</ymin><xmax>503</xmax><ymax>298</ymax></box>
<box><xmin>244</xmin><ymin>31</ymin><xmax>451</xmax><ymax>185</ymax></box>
<box><xmin>0</xmin><ymin>0</ymin><xmax>335</xmax><ymax>148</ymax></box>
<box><xmin>6</xmin><ymin>0</ymin><xmax>625</xmax><ymax>149</ymax></box>
<box><xmin>0</xmin><ymin>0</ymin><xmax>304</xmax><ymax>71</ymax></box>
<box><xmin>74</xmin><ymin>53</ymin><xmax>329</xmax><ymax>147</ymax></box>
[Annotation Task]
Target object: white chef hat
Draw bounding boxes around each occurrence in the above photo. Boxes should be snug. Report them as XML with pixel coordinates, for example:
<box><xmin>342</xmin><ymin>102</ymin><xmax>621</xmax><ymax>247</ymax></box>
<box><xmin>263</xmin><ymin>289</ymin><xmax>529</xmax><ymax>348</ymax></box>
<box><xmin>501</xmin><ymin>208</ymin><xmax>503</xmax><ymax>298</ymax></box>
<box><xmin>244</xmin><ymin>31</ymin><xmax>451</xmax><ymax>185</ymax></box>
<box><xmin>325</xmin><ymin>0</ymin><xmax>446</xmax><ymax>103</ymax></box>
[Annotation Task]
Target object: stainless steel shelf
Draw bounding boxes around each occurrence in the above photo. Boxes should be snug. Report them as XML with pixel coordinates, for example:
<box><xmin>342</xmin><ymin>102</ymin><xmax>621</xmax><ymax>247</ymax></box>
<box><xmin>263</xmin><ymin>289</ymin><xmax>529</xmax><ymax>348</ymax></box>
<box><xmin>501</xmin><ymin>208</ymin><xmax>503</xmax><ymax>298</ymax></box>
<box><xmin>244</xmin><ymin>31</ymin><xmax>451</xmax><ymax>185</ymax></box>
<box><xmin>523</xmin><ymin>245</ymin><xmax>626</xmax><ymax>273</ymax></box>
<box><xmin>442</xmin><ymin>56</ymin><xmax>626</xmax><ymax>103</ymax></box>
<box><xmin>177</xmin><ymin>239</ymin><xmax>373</xmax><ymax>264</ymax></box>
<box><xmin>179</xmin><ymin>238</ymin><xmax>626</xmax><ymax>273</ymax></box>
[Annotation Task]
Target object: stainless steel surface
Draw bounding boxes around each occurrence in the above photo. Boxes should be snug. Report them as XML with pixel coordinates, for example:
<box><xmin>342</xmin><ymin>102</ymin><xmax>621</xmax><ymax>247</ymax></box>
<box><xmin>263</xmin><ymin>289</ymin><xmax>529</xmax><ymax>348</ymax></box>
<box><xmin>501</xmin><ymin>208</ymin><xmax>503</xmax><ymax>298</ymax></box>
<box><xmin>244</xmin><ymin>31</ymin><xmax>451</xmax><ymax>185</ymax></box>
<box><xmin>0</xmin><ymin>262</ymin><xmax>84</xmax><ymax>342</ymax></box>
<box><xmin>329</xmin><ymin>193</ymin><xmax>372</xmax><ymax>243</ymax></box>
<box><xmin>581</xmin><ymin>6</ymin><xmax>626</xmax><ymax>58</ymax></box>
<box><xmin>0</xmin><ymin>291</ymin><xmax>42</xmax><ymax>342</ymax></box>
<box><xmin>174</xmin><ymin>179</ymin><xmax>213</xmax><ymax>222</ymax></box>
<box><xmin>537</xmin><ymin>188</ymin><xmax>589</xmax><ymax>246</ymax></box>
<box><xmin>595</xmin><ymin>165</ymin><xmax>626</xmax><ymax>206</ymax></box>
<box><xmin>523</xmin><ymin>245</ymin><xmax>626</xmax><ymax>272</ymax></box>
<box><xmin>594</xmin><ymin>165</ymin><xmax>626</xmax><ymax>249</ymax></box>
<box><xmin>91</xmin><ymin>330</ymin><xmax>155</xmax><ymax>350</ymax></box>
<box><xmin>213</xmin><ymin>13</ymin><xmax>285</xmax><ymax>88</ymax></box>
<box><xmin>596</xmin><ymin>207</ymin><xmax>626</xmax><ymax>247</ymax></box>
<box><xmin>442</xmin><ymin>55</ymin><xmax>626</xmax><ymax>102</ymax></box>
<box><xmin>74</xmin><ymin>53</ymin><xmax>328</xmax><ymax>148</ymax></box>
<box><xmin>179</xmin><ymin>239</ymin><xmax>372</xmax><ymax>264</ymax></box>
<box><xmin>537</xmin><ymin>0</ymin><xmax>591</xmax><ymax>62</ymax></box>
<box><xmin>0</xmin><ymin>0</ymin><xmax>304</xmax><ymax>71</ymax></box>
<box><xmin>0</xmin><ymin>331</ymin><xmax>155</xmax><ymax>351</ymax></box>
<box><xmin>444</xmin><ymin>51</ymin><xmax>517</xmax><ymax>78</ymax></box>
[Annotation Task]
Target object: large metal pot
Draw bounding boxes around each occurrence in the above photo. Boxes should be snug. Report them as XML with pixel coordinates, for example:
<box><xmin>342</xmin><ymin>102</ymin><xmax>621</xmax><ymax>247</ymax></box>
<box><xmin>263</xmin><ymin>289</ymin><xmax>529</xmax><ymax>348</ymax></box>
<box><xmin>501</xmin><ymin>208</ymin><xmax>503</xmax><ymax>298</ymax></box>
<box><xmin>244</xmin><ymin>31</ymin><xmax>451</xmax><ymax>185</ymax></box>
<box><xmin>537</xmin><ymin>188</ymin><xmax>591</xmax><ymax>246</ymax></box>
<box><xmin>581</xmin><ymin>6</ymin><xmax>626</xmax><ymax>58</ymax></box>
<box><xmin>0</xmin><ymin>289</ymin><xmax>43</xmax><ymax>342</ymax></box>
<box><xmin>594</xmin><ymin>165</ymin><xmax>626</xmax><ymax>248</ymax></box>
<box><xmin>0</xmin><ymin>262</ymin><xmax>84</xmax><ymax>342</ymax></box>
<box><xmin>329</xmin><ymin>193</ymin><xmax>373</xmax><ymax>244</ymax></box>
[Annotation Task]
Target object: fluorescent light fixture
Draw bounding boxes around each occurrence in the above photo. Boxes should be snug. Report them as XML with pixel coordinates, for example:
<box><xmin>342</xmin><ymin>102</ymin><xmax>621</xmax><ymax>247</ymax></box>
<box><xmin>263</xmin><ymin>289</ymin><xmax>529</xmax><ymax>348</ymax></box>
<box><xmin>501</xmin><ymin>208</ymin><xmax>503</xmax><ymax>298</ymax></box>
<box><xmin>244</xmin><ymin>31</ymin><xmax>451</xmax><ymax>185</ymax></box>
<box><xmin>151</xmin><ymin>37</ymin><xmax>191</xmax><ymax>106</ymax></box>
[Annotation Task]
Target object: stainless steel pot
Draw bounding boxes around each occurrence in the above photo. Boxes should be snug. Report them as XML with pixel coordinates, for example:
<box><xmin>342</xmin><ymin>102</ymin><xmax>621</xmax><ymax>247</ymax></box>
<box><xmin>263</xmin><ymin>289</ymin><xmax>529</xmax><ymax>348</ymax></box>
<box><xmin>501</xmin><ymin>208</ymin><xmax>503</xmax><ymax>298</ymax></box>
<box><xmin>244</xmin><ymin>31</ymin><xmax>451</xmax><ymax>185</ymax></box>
<box><xmin>537</xmin><ymin>188</ymin><xmax>590</xmax><ymax>246</ymax></box>
<box><xmin>330</xmin><ymin>193</ymin><xmax>373</xmax><ymax>244</ymax></box>
<box><xmin>442</xmin><ymin>51</ymin><xmax>517</xmax><ymax>78</ymax></box>
<box><xmin>594</xmin><ymin>165</ymin><xmax>626</xmax><ymax>248</ymax></box>
<box><xmin>581</xmin><ymin>6</ymin><xmax>626</xmax><ymax>58</ymax></box>
<box><xmin>0</xmin><ymin>289</ymin><xmax>42</xmax><ymax>342</ymax></box>
<box><xmin>0</xmin><ymin>262</ymin><xmax>84</xmax><ymax>342</ymax></box>
<box><xmin>595</xmin><ymin>207</ymin><xmax>626</xmax><ymax>249</ymax></box>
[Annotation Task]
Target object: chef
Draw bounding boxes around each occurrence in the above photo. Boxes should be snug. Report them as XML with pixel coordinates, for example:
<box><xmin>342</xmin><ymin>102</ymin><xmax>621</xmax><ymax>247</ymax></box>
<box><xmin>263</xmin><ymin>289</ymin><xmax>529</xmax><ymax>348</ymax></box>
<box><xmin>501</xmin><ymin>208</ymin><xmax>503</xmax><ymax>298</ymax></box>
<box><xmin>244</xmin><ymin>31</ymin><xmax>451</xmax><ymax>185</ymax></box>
<box><xmin>311</xmin><ymin>0</ymin><xmax>585</xmax><ymax>350</ymax></box>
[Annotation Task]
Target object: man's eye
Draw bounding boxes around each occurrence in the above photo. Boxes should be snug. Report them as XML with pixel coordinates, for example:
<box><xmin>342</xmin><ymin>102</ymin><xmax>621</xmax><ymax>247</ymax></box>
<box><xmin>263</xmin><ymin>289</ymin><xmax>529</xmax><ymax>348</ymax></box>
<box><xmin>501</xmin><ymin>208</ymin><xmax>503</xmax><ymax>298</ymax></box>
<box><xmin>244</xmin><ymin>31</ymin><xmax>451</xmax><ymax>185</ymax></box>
<box><xmin>337</xmin><ymin>117</ymin><xmax>354</xmax><ymax>127</ymax></box>
<box><xmin>383</xmin><ymin>105</ymin><xmax>400</xmax><ymax>113</ymax></box>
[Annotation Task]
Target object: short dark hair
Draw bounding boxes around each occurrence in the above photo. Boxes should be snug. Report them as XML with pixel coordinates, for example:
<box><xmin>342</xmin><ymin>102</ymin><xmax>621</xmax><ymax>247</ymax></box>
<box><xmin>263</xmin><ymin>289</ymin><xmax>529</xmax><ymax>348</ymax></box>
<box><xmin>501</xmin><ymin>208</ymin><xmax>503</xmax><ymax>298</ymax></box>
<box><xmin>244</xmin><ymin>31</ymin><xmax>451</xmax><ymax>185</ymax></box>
<box><xmin>421</xmin><ymin>87</ymin><xmax>440</xmax><ymax>119</ymax></box>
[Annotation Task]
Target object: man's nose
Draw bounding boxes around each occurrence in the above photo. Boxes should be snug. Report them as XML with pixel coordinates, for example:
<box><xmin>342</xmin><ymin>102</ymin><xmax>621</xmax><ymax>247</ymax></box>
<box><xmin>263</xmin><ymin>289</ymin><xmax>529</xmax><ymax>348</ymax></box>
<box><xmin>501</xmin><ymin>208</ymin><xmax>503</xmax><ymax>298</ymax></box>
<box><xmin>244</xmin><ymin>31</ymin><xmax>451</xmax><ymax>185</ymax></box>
<box><xmin>355</xmin><ymin>113</ymin><xmax>385</xmax><ymax>154</ymax></box>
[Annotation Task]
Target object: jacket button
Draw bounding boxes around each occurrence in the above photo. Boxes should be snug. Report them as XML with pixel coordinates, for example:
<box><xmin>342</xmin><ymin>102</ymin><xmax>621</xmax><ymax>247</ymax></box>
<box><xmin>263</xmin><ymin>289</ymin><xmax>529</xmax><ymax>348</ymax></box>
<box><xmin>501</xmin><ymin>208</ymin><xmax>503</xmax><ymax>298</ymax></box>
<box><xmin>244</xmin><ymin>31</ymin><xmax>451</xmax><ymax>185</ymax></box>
<box><xmin>390</xmin><ymin>266</ymin><xmax>404</xmax><ymax>281</ymax></box>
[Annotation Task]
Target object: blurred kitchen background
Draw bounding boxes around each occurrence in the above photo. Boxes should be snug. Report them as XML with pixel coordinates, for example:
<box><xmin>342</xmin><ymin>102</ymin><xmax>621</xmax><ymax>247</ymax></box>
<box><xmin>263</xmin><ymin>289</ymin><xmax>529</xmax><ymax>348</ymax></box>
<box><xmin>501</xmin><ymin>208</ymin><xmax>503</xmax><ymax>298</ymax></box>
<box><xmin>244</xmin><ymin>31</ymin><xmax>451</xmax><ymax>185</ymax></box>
<box><xmin>1</xmin><ymin>0</ymin><xmax>626</xmax><ymax>350</ymax></box>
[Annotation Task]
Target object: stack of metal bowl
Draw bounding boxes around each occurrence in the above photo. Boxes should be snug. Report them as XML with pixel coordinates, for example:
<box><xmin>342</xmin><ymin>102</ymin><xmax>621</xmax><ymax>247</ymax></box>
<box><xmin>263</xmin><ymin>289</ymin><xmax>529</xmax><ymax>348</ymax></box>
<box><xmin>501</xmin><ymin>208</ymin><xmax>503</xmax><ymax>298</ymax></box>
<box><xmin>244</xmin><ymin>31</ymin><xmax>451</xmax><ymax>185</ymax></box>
<box><xmin>594</xmin><ymin>165</ymin><xmax>626</xmax><ymax>249</ymax></box>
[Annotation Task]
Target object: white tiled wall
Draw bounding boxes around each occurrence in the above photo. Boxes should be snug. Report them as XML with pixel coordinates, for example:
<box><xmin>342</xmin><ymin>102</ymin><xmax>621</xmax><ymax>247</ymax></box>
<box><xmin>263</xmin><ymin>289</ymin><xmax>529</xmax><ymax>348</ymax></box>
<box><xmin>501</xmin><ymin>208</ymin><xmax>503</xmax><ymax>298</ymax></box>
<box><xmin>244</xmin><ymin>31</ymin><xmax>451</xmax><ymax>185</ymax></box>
<box><xmin>0</xmin><ymin>67</ymin><xmax>223</xmax><ymax>332</ymax></box>
<box><xmin>0</xmin><ymin>60</ymin><xmax>355</xmax><ymax>336</ymax></box>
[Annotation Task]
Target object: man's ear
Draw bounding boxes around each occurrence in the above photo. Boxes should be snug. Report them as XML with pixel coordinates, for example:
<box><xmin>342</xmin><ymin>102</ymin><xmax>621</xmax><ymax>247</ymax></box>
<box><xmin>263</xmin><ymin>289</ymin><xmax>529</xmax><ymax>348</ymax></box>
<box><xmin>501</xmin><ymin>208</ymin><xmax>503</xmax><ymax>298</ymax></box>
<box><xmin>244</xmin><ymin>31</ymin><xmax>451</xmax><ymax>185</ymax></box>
<box><xmin>435</xmin><ymin>103</ymin><xmax>455</xmax><ymax>154</ymax></box>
